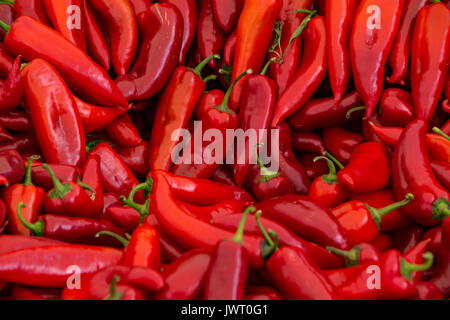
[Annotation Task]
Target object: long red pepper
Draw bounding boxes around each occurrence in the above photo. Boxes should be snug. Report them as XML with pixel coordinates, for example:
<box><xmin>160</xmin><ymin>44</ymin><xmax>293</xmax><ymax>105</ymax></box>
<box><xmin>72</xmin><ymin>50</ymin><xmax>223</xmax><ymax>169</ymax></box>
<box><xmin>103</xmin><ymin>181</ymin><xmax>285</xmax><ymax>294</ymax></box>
<box><xmin>272</xmin><ymin>15</ymin><xmax>327</xmax><ymax>127</ymax></box>
<box><xmin>0</xmin><ymin>234</ymin><xmax>65</xmax><ymax>255</ymax></box>
<box><xmin>115</xmin><ymin>3</ymin><xmax>182</xmax><ymax>101</ymax></box>
<box><xmin>2</xmin><ymin>0</ymin><xmax>50</xmax><ymax>25</ymax></box>
<box><xmin>350</xmin><ymin>0</ymin><xmax>405</xmax><ymax>118</ymax></box>
<box><xmin>387</xmin><ymin>0</ymin><xmax>428</xmax><ymax>85</ymax></box>
<box><xmin>42</xmin><ymin>0</ymin><xmax>86</xmax><ymax>50</ymax></box>
<box><xmin>22</xmin><ymin>59</ymin><xmax>85</xmax><ymax>167</ymax></box>
<box><xmin>0</xmin><ymin>16</ymin><xmax>127</xmax><ymax>107</ymax></box>
<box><xmin>0</xmin><ymin>55</ymin><xmax>23</xmax><ymax>113</ymax></box>
<box><xmin>203</xmin><ymin>206</ymin><xmax>254</xmax><ymax>300</ymax></box>
<box><xmin>0</xmin><ymin>109</ymin><xmax>32</xmax><ymax>132</ymax></box>
<box><xmin>326</xmin><ymin>0</ymin><xmax>359</xmax><ymax>104</ymax></box>
<box><xmin>0</xmin><ymin>44</ymin><xmax>13</xmax><ymax>79</ymax></box>
<box><xmin>148</xmin><ymin>54</ymin><xmax>219</xmax><ymax>171</ymax></box>
<box><xmin>230</xmin><ymin>0</ymin><xmax>282</xmax><ymax>108</ymax></box>
<box><xmin>392</xmin><ymin>120</ymin><xmax>450</xmax><ymax>226</ymax></box>
<box><xmin>411</xmin><ymin>2</ymin><xmax>450</xmax><ymax>121</ymax></box>
<box><xmin>211</xmin><ymin>0</ymin><xmax>243</xmax><ymax>32</ymax></box>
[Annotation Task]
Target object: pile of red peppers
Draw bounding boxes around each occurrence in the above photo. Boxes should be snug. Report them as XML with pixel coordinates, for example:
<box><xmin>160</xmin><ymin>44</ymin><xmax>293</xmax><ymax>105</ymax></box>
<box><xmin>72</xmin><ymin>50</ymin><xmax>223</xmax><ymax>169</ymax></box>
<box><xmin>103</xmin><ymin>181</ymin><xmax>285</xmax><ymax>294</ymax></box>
<box><xmin>0</xmin><ymin>0</ymin><xmax>448</xmax><ymax>301</ymax></box>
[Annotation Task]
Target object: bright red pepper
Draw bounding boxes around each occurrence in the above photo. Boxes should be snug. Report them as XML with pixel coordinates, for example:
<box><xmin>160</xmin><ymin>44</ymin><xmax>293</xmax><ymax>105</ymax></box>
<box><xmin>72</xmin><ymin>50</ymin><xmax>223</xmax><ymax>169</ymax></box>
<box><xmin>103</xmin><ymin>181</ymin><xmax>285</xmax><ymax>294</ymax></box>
<box><xmin>0</xmin><ymin>55</ymin><xmax>23</xmax><ymax>113</ymax></box>
<box><xmin>0</xmin><ymin>234</ymin><xmax>65</xmax><ymax>255</ymax></box>
<box><xmin>211</xmin><ymin>0</ymin><xmax>243</xmax><ymax>33</ymax></box>
<box><xmin>128</xmin><ymin>0</ymin><xmax>152</xmax><ymax>16</ymax></box>
<box><xmin>292</xmin><ymin>132</ymin><xmax>326</xmax><ymax>154</ymax></box>
<box><xmin>324</xmin><ymin>265</ymin><xmax>364</xmax><ymax>288</ymax></box>
<box><xmin>327</xmin><ymin>243</ymin><xmax>381</xmax><ymax>267</ymax></box>
<box><xmin>4</xmin><ymin>0</ymin><xmax>50</xmax><ymax>25</ymax></box>
<box><xmin>378</xmin><ymin>88</ymin><xmax>415</xmax><ymax>126</ymax></box>
<box><xmin>104</xmin><ymin>114</ymin><xmax>142</xmax><ymax>148</ymax></box>
<box><xmin>22</xmin><ymin>59</ymin><xmax>85</xmax><ymax>167</ymax></box>
<box><xmin>413</xmin><ymin>282</ymin><xmax>444</xmax><ymax>300</ymax></box>
<box><xmin>0</xmin><ymin>146</ymin><xmax>25</xmax><ymax>186</ymax></box>
<box><xmin>272</xmin><ymin>15</ymin><xmax>327</xmax><ymax>127</ymax></box>
<box><xmin>370</xmin><ymin>232</ymin><xmax>392</xmax><ymax>252</ymax></box>
<box><xmin>0</xmin><ymin>109</ymin><xmax>32</xmax><ymax>132</ymax></box>
<box><xmin>411</xmin><ymin>2</ymin><xmax>450</xmax><ymax>121</ymax></box>
<box><xmin>30</xmin><ymin>163</ymin><xmax>79</xmax><ymax>191</ymax></box>
<box><xmin>323</xmin><ymin>126</ymin><xmax>365</xmax><ymax>165</ymax></box>
<box><xmin>431</xmin><ymin>217</ymin><xmax>450</xmax><ymax>297</ymax></box>
<box><xmin>115</xmin><ymin>141</ymin><xmax>149</xmax><ymax>181</ymax></box>
<box><xmin>351</xmin><ymin>0</ymin><xmax>405</xmax><ymax>118</ymax></box>
<box><xmin>115</xmin><ymin>3</ymin><xmax>182</xmax><ymax>101</ymax></box>
<box><xmin>0</xmin><ymin>44</ymin><xmax>13</xmax><ymax>79</ymax></box>
<box><xmin>80</xmin><ymin>154</ymin><xmax>103</xmax><ymax>218</ymax></box>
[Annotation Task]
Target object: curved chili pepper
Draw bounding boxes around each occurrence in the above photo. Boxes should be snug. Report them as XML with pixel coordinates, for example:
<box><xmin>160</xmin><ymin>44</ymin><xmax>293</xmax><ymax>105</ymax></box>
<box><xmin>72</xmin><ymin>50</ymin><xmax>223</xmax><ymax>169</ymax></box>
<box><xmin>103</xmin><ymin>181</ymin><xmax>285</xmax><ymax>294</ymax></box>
<box><xmin>80</xmin><ymin>154</ymin><xmax>103</xmax><ymax>218</ymax></box>
<box><xmin>30</xmin><ymin>163</ymin><xmax>79</xmax><ymax>191</ymax></box>
<box><xmin>22</xmin><ymin>59</ymin><xmax>85</xmax><ymax>167</ymax></box>
<box><xmin>324</xmin><ymin>265</ymin><xmax>364</xmax><ymax>288</ymax></box>
<box><xmin>0</xmin><ymin>244</ymin><xmax>122</xmax><ymax>288</ymax></box>
<box><xmin>2</xmin><ymin>156</ymin><xmax>43</xmax><ymax>236</ymax></box>
<box><xmin>322</xmin><ymin>126</ymin><xmax>365</xmax><ymax>165</ymax></box>
<box><xmin>289</xmin><ymin>91</ymin><xmax>364</xmax><ymax>132</ymax></box>
<box><xmin>292</xmin><ymin>132</ymin><xmax>326</xmax><ymax>154</ymax></box>
<box><xmin>413</xmin><ymin>282</ymin><xmax>444</xmax><ymax>300</ymax></box>
<box><xmin>269</xmin><ymin>0</ymin><xmax>312</xmax><ymax>95</ymax></box>
<box><xmin>411</xmin><ymin>2</ymin><xmax>450</xmax><ymax>121</ymax></box>
<box><xmin>332</xmin><ymin>194</ymin><xmax>414</xmax><ymax>247</ymax></box>
<box><xmin>392</xmin><ymin>120</ymin><xmax>450</xmax><ymax>226</ymax></box>
<box><xmin>0</xmin><ymin>44</ymin><xmax>13</xmax><ymax>79</ymax></box>
<box><xmin>42</xmin><ymin>0</ymin><xmax>86</xmax><ymax>50</ymax></box>
<box><xmin>115</xmin><ymin>3</ymin><xmax>182</xmax><ymax>101</ymax></box>
<box><xmin>148</xmin><ymin>54</ymin><xmax>219</xmax><ymax>171</ymax></box>
<box><xmin>128</xmin><ymin>0</ymin><xmax>152</xmax><ymax>16</ymax></box>
<box><xmin>115</xmin><ymin>141</ymin><xmax>149</xmax><ymax>181</ymax></box>
<box><xmin>3</xmin><ymin>0</ymin><xmax>50</xmax><ymax>25</ymax></box>
<box><xmin>431</xmin><ymin>161</ymin><xmax>450</xmax><ymax>191</ymax></box>
<box><xmin>203</xmin><ymin>207</ymin><xmax>253</xmax><ymax>300</ymax></box>
<box><xmin>104</xmin><ymin>114</ymin><xmax>142</xmax><ymax>148</ymax></box>
<box><xmin>0</xmin><ymin>149</ymin><xmax>24</xmax><ymax>185</ymax></box>
<box><xmin>83</xmin><ymin>0</ymin><xmax>110</xmax><ymax>70</ymax></box>
<box><xmin>327</xmin><ymin>243</ymin><xmax>381</xmax><ymax>267</ymax></box>
<box><xmin>0</xmin><ymin>17</ymin><xmax>127</xmax><ymax>107</ymax></box>
<box><xmin>0</xmin><ymin>109</ymin><xmax>32</xmax><ymax>132</ymax></box>
<box><xmin>351</xmin><ymin>189</ymin><xmax>411</xmax><ymax>232</ymax></box>
<box><xmin>337</xmin><ymin>142</ymin><xmax>391</xmax><ymax>193</ymax></box>
<box><xmin>155</xmin><ymin>249</ymin><xmax>211</xmax><ymax>300</ymax></box>
<box><xmin>245</xmin><ymin>286</ymin><xmax>282</xmax><ymax>300</ymax></box>
<box><xmin>150</xmin><ymin>170</ymin><xmax>264</xmax><ymax>269</ymax></box>
<box><xmin>0</xmin><ymin>234</ymin><xmax>64</xmax><ymax>255</ymax></box>
<box><xmin>230</xmin><ymin>0</ymin><xmax>282</xmax><ymax>109</ymax></box>
<box><xmin>326</xmin><ymin>0</ymin><xmax>359</xmax><ymax>104</ymax></box>
<box><xmin>255</xmin><ymin>194</ymin><xmax>349</xmax><ymax>249</ymax></box>
<box><xmin>378</xmin><ymin>88</ymin><xmax>415</xmax><ymax>127</ymax></box>
<box><xmin>387</xmin><ymin>0</ymin><xmax>428</xmax><ymax>85</ymax></box>
<box><xmin>0</xmin><ymin>55</ymin><xmax>23</xmax><ymax>113</ymax></box>
<box><xmin>211</xmin><ymin>0</ymin><xmax>243</xmax><ymax>33</ymax></box>
<box><xmin>88</xmin><ymin>0</ymin><xmax>137</xmax><ymax>75</ymax></box>
<box><xmin>350</xmin><ymin>0</ymin><xmax>405</xmax><ymax>118</ymax></box>
<box><xmin>392</xmin><ymin>224</ymin><xmax>424</xmax><ymax>255</ymax></box>
<box><xmin>309</xmin><ymin>156</ymin><xmax>349</xmax><ymax>209</ymax></box>
<box><xmin>272</xmin><ymin>15</ymin><xmax>327</xmax><ymax>127</ymax></box>
<box><xmin>223</xmin><ymin>29</ymin><xmax>237</xmax><ymax>67</ymax></box>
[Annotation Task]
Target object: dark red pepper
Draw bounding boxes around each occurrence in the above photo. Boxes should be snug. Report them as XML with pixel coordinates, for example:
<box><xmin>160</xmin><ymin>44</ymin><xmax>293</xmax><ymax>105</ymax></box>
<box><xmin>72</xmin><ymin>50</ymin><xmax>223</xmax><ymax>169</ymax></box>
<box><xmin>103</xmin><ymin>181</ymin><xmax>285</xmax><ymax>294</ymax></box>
<box><xmin>392</xmin><ymin>224</ymin><xmax>425</xmax><ymax>254</ymax></box>
<box><xmin>211</xmin><ymin>0</ymin><xmax>243</xmax><ymax>33</ymax></box>
<box><xmin>0</xmin><ymin>55</ymin><xmax>23</xmax><ymax>113</ymax></box>
<box><xmin>431</xmin><ymin>217</ymin><xmax>450</xmax><ymax>297</ymax></box>
<box><xmin>322</xmin><ymin>126</ymin><xmax>365</xmax><ymax>165</ymax></box>
<box><xmin>379</xmin><ymin>88</ymin><xmax>415</xmax><ymax>127</ymax></box>
<box><xmin>0</xmin><ymin>149</ymin><xmax>24</xmax><ymax>185</ymax></box>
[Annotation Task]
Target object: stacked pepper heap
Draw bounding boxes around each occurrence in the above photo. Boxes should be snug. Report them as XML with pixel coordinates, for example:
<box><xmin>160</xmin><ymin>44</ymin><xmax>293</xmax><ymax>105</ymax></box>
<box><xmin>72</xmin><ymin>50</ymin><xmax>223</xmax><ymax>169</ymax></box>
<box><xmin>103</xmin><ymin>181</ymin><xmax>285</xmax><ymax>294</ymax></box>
<box><xmin>0</xmin><ymin>0</ymin><xmax>448</xmax><ymax>300</ymax></box>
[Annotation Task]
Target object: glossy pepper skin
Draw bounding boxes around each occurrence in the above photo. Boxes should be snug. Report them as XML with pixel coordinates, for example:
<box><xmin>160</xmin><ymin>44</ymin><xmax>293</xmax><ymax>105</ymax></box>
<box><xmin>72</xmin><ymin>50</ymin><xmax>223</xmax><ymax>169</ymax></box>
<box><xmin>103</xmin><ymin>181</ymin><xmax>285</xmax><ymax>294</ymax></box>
<box><xmin>22</xmin><ymin>59</ymin><xmax>85</xmax><ymax>167</ymax></box>
<box><xmin>30</xmin><ymin>163</ymin><xmax>79</xmax><ymax>191</ymax></box>
<box><xmin>0</xmin><ymin>44</ymin><xmax>13</xmax><ymax>79</ymax></box>
<box><xmin>8</xmin><ymin>0</ymin><xmax>50</xmax><ymax>25</ymax></box>
<box><xmin>431</xmin><ymin>218</ymin><xmax>450</xmax><ymax>298</ymax></box>
<box><xmin>1</xmin><ymin>16</ymin><xmax>127</xmax><ymax>107</ymax></box>
<box><xmin>392</xmin><ymin>224</ymin><xmax>424</xmax><ymax>254</ymax></box>
<box><xmin>256</xmin><ymin>194</ymin><xmax>349</xmax><ymax>249</ymax></box>
<box><xmin>105</xmin><ymin>114</ymin><xmax>142</xmax><ymax>148</ymax></box>
<box><xmin>379</xmin><ymin>88</ymin><xmax>415</xmax><ymax>126</ymax></box>
<box><xmin>337</xmin><ymin>142</ymin><xmax>391</xmax><ymax>193</ymax></box>
<box><xmin>322</xmin><ymin>126</ymin><xmax>365</xmax><ymax>165</ymax></box>
<box><xmin>230</xmin><ymin>0</ymin><xmax>282</xmax><ymax>109</ymax></box>
<box><xmin>2</xmin><ymin>156</ymin><xmax>44</xmax><ymax>236</ymax></box>
<box><xmin>0</xmin><ymin>55</ymin><xmax>23</xmax><ymax>113</ymax></box>
<box><xmin>116</xmin><ymin>141</ymin><xmax>149</xmax><ymax>180</ymax></box>
<box><xmin>272</xmin><ymin>16</ymin><xmax>327</xmax><ymax>127</ymax></box>
<box><xmin>79</xmin><ymin>155</ymin><xmax>103</xmax><ymax>218</ymax></box>
<box><xmin>211</xmin><ymin>0</ymin><xmax>243</xmax><ymax>32</ymax></box>
<box><xmin>392</xmin><ymin>120</ymin><xmax>450</xmax><ymax>226</ymax></box>
<box><xmin>115</xmin><ymin>4</ymin><xmax>182</xmax><ymax>101</ymax></box>
<box><xmin>148</xmin><ymin>55</ymin><xmax>218</xmax><ymax>171</ymax></box>
<box><xmin>42</xmin><ymin>0</ymin><xmax>86</xmax><ymax>50</ymax></box>
<box><xmin>292</xmin><ymin>132</ymin><xmax>326</xmax><ymax>154</ymax></box>
<box><xmin>0</xmin><ymin>149</ymin><xmax>24</xmax><ymax>185</ymax></box>
<box><xmin>350</xmin><ymin>0</ymin><xmax>405</xmax><ymax>118</ymax></box>
<box><xmin>387</xmin><ymin>0</ymin><xmax>428</xmax><ymax>85</ymax></box>
<box><xmin>327</xmin><ymin>243</ymin><xmax>381</xmax><ymax>267</ymax></box>
<box><xmin>0</xmin><ymin>109</ymin><xmax>32</xmax><ymax>132</ymax></box>
<box><xmin>411</xmin><ymin>2</ymin><xmax>450</xmax><ymax>121</ymax></box>
<box><xmin>432</xmin><ymin>161</ymin><xmax>450</xmax><ymax>192</ymax></box>
<box><xmin>326</xmin><ymin>0</ymin><xmax>359</xmax><ymax>104</ymax></box>
<box><xmin>88</xmin><ymin>0</ymin><xmax>137</xmax><ymax>75</ymax></box>
<box><xmin>0</xmin><ymin>234</ymin><xmax>65</xmax><ymax>255</ymax></box>
<box><xmin>0</xmin><ymin>244</ymin><xmax>122</xmax><ymax>288</ymax></box>
<box><xmin>128</xmin><ymin>0</ymin><xmax>152</xmax><ymax>16</ymax></box>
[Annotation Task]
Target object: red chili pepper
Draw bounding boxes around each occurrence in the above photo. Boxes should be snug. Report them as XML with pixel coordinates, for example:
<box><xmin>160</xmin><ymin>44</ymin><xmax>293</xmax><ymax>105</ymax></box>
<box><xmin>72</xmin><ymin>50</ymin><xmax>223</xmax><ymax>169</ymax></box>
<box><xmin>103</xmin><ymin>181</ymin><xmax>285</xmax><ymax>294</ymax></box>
<box><xmin>30</xmin><ymin>163</ymin><xmax>79</xmax><ymax>191</ymax></box>
<box><xmin>3</xmin><ymin>0</ymin><xmax>50</xmax><ymax>25</ymax></box>
<box><xmin>155</xmin><ymin>249</ymin><xmax>211</xmax><ymax>300</ymax></box>
<box><xmin>351</xmin><ymin>189</ymin><xmax>411</xmax><ymax>232</ymax></box>
<box><xmin>0</xmin><ymin>109</ymin><xmax>32</xmax><ymax>132</ymax></box>
<box><xmin>80</xmin><ymin>154</ymin><xmax>103</xmax><ymax>218</ymax></box>
<box><xmin>115</xmin><ymin>3</ymin><xmax>182</xmax><ymax>101</ymax></box>
<box><xmin>0</xmin><ymin>234</ymin><xmax>65</xmax><ymax>255</ymax></box>
<box><xmin>0</xmin><ymin>132</ymin><xmax>40</xmax><ymax>156</ymax></box>
<box><xmin>83</xmin><ymin>0</ymin><xmax>110</xmax><ymax>70</ymax></box>
<box><xmin>370</xmin><ymin>232</ymin><xmax>393</xmax><ymax>252</ymax></box>
<box><xmin>0</xmin><ymin>149</ymin><xmax>24</xmax><ymax>185</ymax></box>
<box><xmin>230</xmin><ymin>0</ymin><xmax>282</xmax><ymax>109</ymax></box>
<box><xmin>245</xmin><ymin>286</ymin><xmax>282</xmax><ymax>300</ymax></box>
<box><xmin>326</xmin><ymin>0</ymin><xmax>359</xmax><ymax>104</ymax></box>
<box><xmin>392</xmin><ymin>224</ymin><xmax>424</xmax><ymax>255</ymax></box>
<box><xmin>148</xmin><ymin>54</ymin><xmax>219</xmax><ymax>171</ymax></box>
<box><xmin>11</xmin><ymin>286</ymin><xmax>61</xmax><ymax>300</ymax></box>
<box><xmin>256</xmin><ymin>194</ymin><xmax>349</xmax><ymax>249</ymax></box>
<box><xmin>392</xmin><ymin>120</ymin><xmax>450</xmax><ymax>226</ymax></box>
<box><xmin>432</xmin><ymin>161</ymin><xmax>450</xmax><ymax>191</ymax></box>
<box><xmin>337</xmin><ymin>142</ymin><xmax>391</xmax><ymax>193</ymax></box>
<box><xmin>272</xmin><ymin>15</ymin><xmax>327</xmax><ymax>127</ymax></box>
<box><xmin>211</xmin><ymin>165</ymin><xmax>236</xmax><ymax>186</ymax></box>
<box><xmin>309</xmin><ymin>156</ymin><xmax>349</xmax><ymax>209</ymax></box>
<box><xmin>104</xmin><ymin>114</ymin><xmax>142</xmax><ymax>148</ymax></box>
<box><xmin>0</xmin><ymin>55</ymin><xmax>23</xmax><ymax>113</ymax></box>
<box><xmin>413</xmin><ymin>282</ymin><xmax>444</xmax><ymax>300</ymax></box>
<box><xmin>431</xmin><ymin>217</ymin><xmax>450</xmax><ymax>297</ymax></box>
<box><xmin>379</xmin><ymin>88</ymin><xmax>415</xmax><ymax>127</ymax></box>
<box><xmin>22</xmin><ymin>59</ymin><xmax>85</xmax><ymax>167</ymax></box>
<box><xmin>115</xmin><ymin>141</ymin><xmax>149</xmax><ymax>181</ymax></box>
<box><xmin>211</xmin><ymin>0</ymin><xmax>243</xmax><ymax>33</ymax></box>
<box><xmin>331</xmin><ymin>194</ymin><xmax>414</xmax><ymax>246</ymax></box>
<box><xmin>223</xmin><ymin>29</ymin><xmax>237</xmax><ymax>67</ymax></box>
<box><xmin>0</xmin><ymin>17</ymin><xmax>127</xmax><ymax>107</ymax></box>
<box><xmin>42</xmin><ymin>0</ymin><xmax>86</xmax><ymax>50</ymax></box>
<box><xmin>87</xmin><ymin>0</ymin><xmax>137</xmax><ymax>75</ymax></box>
<box><xmin>128</xmin><ymin>0</ymin><xmax>152</xmax><ymax>16</ymax></box>
<box><xmin>327</xmin><ymin>243</ymin><xmax>381</xmax><ymax>267</ymax></box>
<box><xmin>0</xmin><ymin>244</ymin><xmax>122</xmax><ymax>288</ymax></box>
<box><xmin>269</xmin><ymin>0</ymin><xmax>313</xmax><ymax>95</ymax></box>
<box><xmin>323</xmin><ymin>126</ymin><xmax>365</xmax><ymax>166</ymax></box>
<box><xmin>2</xmin><ymin>156</ymin><xmax>43</xmax><ymax>236</ymax></box>
<box><xmin>203</xmin><ymin>206</ymin><xmax>253</xmax><ymax>300</ymax></box>
<box><xmin>292</xmin><ymin>132</ymin><xmax>326</xmax><ymax>154</ymax></box>
<box><xmin>0</xmin><ymin>44</ymin><xmax>13</xmax><ymax>79</ymax></box>
<box><xmin>350</xmin><ymin>0</ymin><xmax>405</xmax><ymax>118</ymax></box>
<box><xmin>411</xmin><ymin>2</ymin><xmax>450</xmax><ymax>121</ymax></box>
<box><xmin>324</xmin><ymin>265</ymin><xmax>364</xmax><ymax>288</ymax></box>
<box><xmin>297</xmin><ymin>152</ymin><xmax>331</xmax><ymax>180</ymax></box>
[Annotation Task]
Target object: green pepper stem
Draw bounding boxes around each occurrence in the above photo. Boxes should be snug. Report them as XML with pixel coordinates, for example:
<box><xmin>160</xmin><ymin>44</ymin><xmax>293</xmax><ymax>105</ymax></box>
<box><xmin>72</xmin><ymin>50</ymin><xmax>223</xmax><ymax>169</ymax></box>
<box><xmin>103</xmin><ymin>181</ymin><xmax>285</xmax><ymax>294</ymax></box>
<box><xmin>400</xmin><ymin>252</ymin><xmax>434</xmax><ymax>283</ymax></box>
<box><xmin>104</xmin><ymin>275</ymin><xmax>123</xmax><ymax>300</ymax></box>
<box><xmin>346</xmin><ymin>106</ymin><xmax>366</xmax><ymax>119</ymax></box>
<box><xmin>0</xmin><ymin>0</ymin><xmax>14</xmax><ymax>5</ymax></box>
<box><xmin>42</xmin><ymin>164</ymin><xmax>72</xmax><ymax>199</ymax></box>
<box><xmin>368</xmin><ymin>193</ymin><xmax>414</xmax><ymax>229</ymax></box>
<box><xmin>203</xmin><ymin>74</ymin><xmax>217</xmax><ymax>83</ymax></box>
<box><xmin>260</xmin><ymin>58</ymin><xmax>277</xmax><ymax>76</ymax></box>
<box><xmin>77</xmin><ymin>177</ymin><xmax>96</xmax><ymax>201</ymax></box>
<box><xmin>120</xmin><ymin>177</ymin><xmax>153</xmax><ymax>223</ymax></box>
<box><xmin>255</xmin><ymin>211</ymin><xmax>280</xmax><ymax>260</ymax></box>
<box><xmin>23</xmin><ymin>155</ymin><xmax>40</xmax><ymax>186</ymax></box>
<box><xmin>255</xmin><ymin>211</ymin><xmax>274</xmax><ymax>247</ymax></box>
<box><xmin>326</xmin><ymin>246</ymin><xmax>361</xmax><ymax>267</ymax></box>
<box><xmin>0</xmin><ymin>20</ymin><xmax>11</xmax><ymax>33</ymax></box>
<box><xmin>432</xmin><ymin>197</ymin><xmax>450</xmax><ymax>221</ymax></box>
<box><xmin>95</xmin><ymin>231</ymin><xmax>129</xmax><ymax>247</ymax></box>
<box><xmin>85</xmin><ymin>140</ymin><xmax>105</xmax><ymax>153</ymax></box>
<box><xmin>433</xmin><ymin>127</ymin><xmax>450</xmax><ymax>141</ymax></box>
<box><xmin>16</xmin><ymin>202</ymin><xmax>44</xmax><ymax>236</ymax></box>
<box><xmin>314</xmin><ymin>156</ymin><xmax>337</xmax><ymax>184</ymax></box>
<box><xmin>255</xmin><ymin>143</ymin><xmax>280</xmax><ymax>183</ymax></box>
<box><xmin>191</xmin><ymin>54</ymin><xmax>221</xmax><ymax>79</ymax></box>
<box><xmin>214</xmin><ymin>69</ymin><xmax>252</xmax><ymax>115</ymax></box>
<box><xmin>230</xmin><ymin>206</ymin><xmax>255</xmax><ymax>244</ymax></box>
<box><xmin>323</xmin><ymin>151</ymin><xmax>344</xmax><ymax>170</ymax></box>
